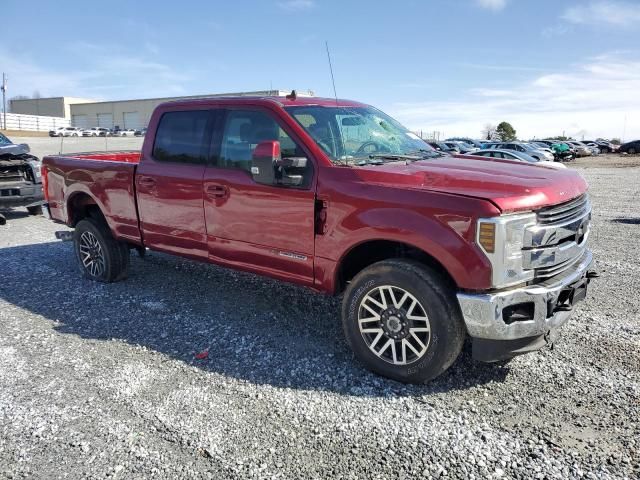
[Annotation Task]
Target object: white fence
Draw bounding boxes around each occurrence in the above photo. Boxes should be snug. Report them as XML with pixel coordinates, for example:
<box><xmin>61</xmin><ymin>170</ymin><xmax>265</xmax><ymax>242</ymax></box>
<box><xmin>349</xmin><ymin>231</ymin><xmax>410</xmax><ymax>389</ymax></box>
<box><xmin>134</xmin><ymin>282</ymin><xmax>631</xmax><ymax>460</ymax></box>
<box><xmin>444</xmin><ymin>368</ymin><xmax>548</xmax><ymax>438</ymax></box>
<box><xmin>1</xmin><ymin>113</ymin><xmax>70</xmax><ymax>132</ymax></box>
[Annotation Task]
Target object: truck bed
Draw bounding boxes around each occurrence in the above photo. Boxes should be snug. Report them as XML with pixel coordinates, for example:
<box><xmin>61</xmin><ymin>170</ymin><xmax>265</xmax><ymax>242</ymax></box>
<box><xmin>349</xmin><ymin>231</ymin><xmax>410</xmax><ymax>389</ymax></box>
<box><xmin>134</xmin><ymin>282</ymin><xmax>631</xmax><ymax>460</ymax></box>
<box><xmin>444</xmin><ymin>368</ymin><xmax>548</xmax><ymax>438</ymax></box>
<box><xmin>42</xmin><ymin>150</ymin><xmax>142</xmax><ymax>244</ymax></box>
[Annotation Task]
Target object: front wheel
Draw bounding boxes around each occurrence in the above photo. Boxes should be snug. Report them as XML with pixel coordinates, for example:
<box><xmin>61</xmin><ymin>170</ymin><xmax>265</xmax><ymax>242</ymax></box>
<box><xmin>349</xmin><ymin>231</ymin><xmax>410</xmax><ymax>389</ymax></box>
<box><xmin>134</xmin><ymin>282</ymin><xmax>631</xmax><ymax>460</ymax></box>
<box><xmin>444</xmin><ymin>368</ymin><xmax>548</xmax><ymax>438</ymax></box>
<box><xmin>342</xmin><ymin>259</ymin><xmax>466</xmax><ymax>383</ymax></box>
<box><xmin>629</xmin><ymin>147</ymin><xmax>637</xmax><ymax>155</ymax></box>
<box><xmin>73</xmin><ymin>217</ymin><xmax>129</xmax><ymax>282</ymax></box>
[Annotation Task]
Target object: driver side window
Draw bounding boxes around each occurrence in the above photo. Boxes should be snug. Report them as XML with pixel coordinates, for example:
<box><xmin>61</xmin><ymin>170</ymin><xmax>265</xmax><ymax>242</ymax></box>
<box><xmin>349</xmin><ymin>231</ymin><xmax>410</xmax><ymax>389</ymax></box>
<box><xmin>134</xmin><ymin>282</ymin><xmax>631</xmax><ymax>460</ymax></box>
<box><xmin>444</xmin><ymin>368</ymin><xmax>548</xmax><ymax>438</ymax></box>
<box><xmin>217</xmin><ymin>109</ymin><xmax>312</xmax><ymax>188</ymax></box>
<box><xmin>219</xmin><ymin>110</ymin><xmax>306</xmax><ymax>172</ymax></box>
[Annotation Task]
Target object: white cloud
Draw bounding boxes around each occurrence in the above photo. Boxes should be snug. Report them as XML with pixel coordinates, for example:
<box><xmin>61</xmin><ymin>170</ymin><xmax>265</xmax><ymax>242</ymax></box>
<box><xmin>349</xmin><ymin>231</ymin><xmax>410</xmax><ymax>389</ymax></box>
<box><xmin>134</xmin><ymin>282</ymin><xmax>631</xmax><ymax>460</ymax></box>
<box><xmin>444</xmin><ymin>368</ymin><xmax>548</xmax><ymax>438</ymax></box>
<box><xmin>390</xmin><ymin>54</ymin><xmax>640</xmax><ymax>141</ymax></box>
<box><xmin>277</xmin><ymin>0</ymin><xmax>315</xmax><ymax>11</ymax></box>
<box><xmin>0</xmin><ymin>47</ymin><xmax>192</xmax><ymax>101</ymax></box>
<box><xmin>562</xmin><ymin>1</ymin><xmax>640</xmax><ymax>27</ymax></box>
<box><xmin>475</xmin><ymin>0</ymin><xmax>508</xmax><ymax>11</ymax></box>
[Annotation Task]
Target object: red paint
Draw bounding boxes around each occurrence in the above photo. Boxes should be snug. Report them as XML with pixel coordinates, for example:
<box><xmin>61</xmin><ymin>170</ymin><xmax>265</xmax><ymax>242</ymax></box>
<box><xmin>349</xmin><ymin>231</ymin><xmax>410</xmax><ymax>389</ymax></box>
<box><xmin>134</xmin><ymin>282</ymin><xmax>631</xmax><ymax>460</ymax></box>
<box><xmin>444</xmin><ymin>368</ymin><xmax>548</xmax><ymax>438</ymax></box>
<box><xmin>42</xmin><ymin>96</ymin><xmax>589</xmax><ymax>293</ymax></box>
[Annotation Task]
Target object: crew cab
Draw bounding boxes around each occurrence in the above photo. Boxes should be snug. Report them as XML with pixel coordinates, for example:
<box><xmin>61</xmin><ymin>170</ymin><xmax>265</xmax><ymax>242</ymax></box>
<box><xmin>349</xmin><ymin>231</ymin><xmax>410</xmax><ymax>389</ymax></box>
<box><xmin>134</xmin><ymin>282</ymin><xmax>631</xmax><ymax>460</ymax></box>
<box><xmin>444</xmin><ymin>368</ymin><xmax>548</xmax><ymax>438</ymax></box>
<box><xmin>41</xmin><ymin>94</ymin><xmax>594</xmax><ymax>383</ymax></box>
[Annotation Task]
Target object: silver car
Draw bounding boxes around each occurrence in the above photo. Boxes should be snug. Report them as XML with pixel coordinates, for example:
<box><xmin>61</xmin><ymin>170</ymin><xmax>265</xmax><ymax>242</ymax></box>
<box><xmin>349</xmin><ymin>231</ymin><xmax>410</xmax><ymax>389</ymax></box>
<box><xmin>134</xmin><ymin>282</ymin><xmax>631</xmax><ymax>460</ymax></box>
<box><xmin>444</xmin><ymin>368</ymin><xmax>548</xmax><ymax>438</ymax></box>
<box><xmin>466</xmin><ymin>149</ymin><xmax>567</xmax><ymax>169</ymax></box>
<box><xmin>489</xmin><ymin>142</ymin><xmax>554</xmax><ymax>161</ymax></box>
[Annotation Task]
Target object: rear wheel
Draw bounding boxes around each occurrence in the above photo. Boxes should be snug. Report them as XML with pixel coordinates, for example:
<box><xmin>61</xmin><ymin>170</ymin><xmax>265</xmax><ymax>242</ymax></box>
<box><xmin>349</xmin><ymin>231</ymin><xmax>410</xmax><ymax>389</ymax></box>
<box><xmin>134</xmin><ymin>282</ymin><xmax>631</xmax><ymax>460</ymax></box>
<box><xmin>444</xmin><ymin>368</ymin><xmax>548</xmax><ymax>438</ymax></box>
<box><xmin>73</xmin><ymin>217</ymin><xmax>129</xmax><ymax>282</ymax></box>
<box><xmin>342</xmin><ymin>259</ymin><xmax>466</xmax><ymax>383</ymax></box>
<box><xmin>629</xmin><ymin>147</ymin><xmax>637</xmax><ymax>155</ymax></box>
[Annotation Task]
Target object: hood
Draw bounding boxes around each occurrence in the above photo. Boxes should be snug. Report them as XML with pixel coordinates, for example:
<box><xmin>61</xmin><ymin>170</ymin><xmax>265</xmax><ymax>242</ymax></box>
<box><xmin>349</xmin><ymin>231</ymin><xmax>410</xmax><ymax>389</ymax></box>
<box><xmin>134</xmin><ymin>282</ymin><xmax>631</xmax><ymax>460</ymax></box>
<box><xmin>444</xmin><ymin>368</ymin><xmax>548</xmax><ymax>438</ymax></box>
<box><xmin>354</xmin><ymin>155</ymin><xmax>588</xmax><ymax>213</ymax></box>
<box><xmin>0</xmin><ymin>143</ymin><xmax>30</xmax><ymax>157</ymax></box>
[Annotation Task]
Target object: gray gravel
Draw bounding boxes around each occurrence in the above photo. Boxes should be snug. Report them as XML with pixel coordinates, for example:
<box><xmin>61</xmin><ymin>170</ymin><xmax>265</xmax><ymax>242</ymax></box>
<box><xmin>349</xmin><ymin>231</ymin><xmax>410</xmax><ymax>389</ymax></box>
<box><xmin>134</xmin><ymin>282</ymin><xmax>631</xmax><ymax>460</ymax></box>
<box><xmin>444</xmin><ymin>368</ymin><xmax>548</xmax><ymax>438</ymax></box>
<box><xmin>1</xmin><ymin>155</ymin><xmax>639</xmax><ymax>479</ymax></box>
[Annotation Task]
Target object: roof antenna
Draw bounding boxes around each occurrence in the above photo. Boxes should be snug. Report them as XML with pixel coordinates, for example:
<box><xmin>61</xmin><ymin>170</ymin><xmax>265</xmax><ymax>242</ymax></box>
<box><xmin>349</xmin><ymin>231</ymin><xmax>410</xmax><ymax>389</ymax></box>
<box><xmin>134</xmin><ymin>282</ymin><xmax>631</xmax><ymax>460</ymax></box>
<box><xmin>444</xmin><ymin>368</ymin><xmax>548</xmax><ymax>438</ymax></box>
<box><xmin>325</xmin><ymin>41</ymin><xmax>339</xmax><ymax>107</ymax></box>
<box><xmin>325</xmin><ymin>40</ymin><xmax>347</xmax><ymax>164</ymax></box>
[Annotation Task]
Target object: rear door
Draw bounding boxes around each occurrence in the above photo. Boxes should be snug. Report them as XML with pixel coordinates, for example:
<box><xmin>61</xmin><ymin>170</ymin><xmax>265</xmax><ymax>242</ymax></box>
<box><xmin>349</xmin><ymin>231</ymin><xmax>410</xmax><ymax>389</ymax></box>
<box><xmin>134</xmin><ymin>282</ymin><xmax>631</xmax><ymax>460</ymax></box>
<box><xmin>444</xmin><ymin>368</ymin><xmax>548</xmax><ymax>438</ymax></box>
<box><xmin>136</xmin><ymin>108</ymin><xmax>214</xmax><ymax>260</ymax></box>
<box><xmin>202</xmin><ymin>107</ymin><xmax>317</xmax><ymax>285</ymax></box>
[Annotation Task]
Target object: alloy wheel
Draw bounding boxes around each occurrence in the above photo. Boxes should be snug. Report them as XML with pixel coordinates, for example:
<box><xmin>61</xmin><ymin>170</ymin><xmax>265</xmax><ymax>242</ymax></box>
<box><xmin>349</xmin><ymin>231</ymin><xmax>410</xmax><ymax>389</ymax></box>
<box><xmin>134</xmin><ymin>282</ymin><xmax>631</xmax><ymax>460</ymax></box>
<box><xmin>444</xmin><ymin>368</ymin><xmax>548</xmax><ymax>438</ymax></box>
<box><xmin>358</xmin><ymin>285</ymin><xmax>431</xmax><ymax>365</ymax></box>
<box><xmin>79</xmin><ymin>231</ymin><xmax>105</xmax><ymax>277</ymax></box>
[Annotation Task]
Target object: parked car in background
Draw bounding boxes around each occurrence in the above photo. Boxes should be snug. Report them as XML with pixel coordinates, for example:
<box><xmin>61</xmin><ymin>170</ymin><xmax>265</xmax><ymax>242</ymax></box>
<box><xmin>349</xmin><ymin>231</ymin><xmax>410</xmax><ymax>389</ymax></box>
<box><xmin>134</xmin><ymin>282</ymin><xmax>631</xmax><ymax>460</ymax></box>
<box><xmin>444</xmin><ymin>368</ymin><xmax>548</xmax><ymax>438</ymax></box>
<box><xmin>445</xmin><ymin>137</ymin><xmax>484</xmax><ymax>149</ymax></box>
<box><xmin>446</xmin><ymin>141</ymin><xmax>478</xmax><ymax>154</ymax></box>
<box><xmin>489</xmin><ymin>142</ymin><xmax>554</xmax><ymax>161</ymax></box>
<box><xmin>113</xmin><ymin>128</ymin><xmax>137</xmax><ymax>137</ymax></box>
<box><xmin>467</xmin><ymin>149</ymin><xmax>567</xmax><ymax>169</ymax></box>
<box><xmin>82</xmin><ymin>127</ymin><xmax>112</xmax><ymax>137</ymax></box>
<box><xmin>134</xmin><ymin>127</ymin><xmax>147</xmax><ymax>137</ymax></box>
<box><xmin>49</xmin><ymin>127</ymin><xmax>83</xmax><ymax>137</ymax></box>
<box><xmin>427</xmin><ymin>141</ymin><xmax>456</xmax><ymax>153</ymax></box>
<box><xmin>442</xmin><ymin>142</ymin><xmax>462</xmax><ymax>153</ymax></box>
<box><xmin>585</xmin><ymin>143</ymin><xmax>602</xmax><ymax>155</ymax></box>
<box><xmin>595</xmin><ymin>141</ymin><xmax>615</xmax><ymax>153</ymax></box>
<box><xmin>0</xmin><ymin>133</ymin><xmax>43</xmax><ymax>224</ymax></box>
<box><xmin>619</xmin><ymin>140</ymin><xmax>640</xmax><ymax>154</ymax></box>
<box><xmin>49</xmin><ymin>127</ymin><xmax>66</xmax><ymax>137</ymax></box>
<box><xmin>566</xmin><ymin>141</ymin><xmax>593</xmax><ymax>157</ymax></box>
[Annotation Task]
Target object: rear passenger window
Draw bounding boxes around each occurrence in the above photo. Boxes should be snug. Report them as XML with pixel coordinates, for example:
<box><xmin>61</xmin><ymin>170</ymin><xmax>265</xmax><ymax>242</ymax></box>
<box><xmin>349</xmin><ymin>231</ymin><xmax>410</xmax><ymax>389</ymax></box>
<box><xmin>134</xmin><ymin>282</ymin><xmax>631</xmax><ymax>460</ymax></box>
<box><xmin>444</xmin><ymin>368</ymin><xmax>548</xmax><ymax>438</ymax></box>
<box><xmin>153</xmin><ymin>111</ymin><xmax>210</xmax><ymax>164</ymax></box>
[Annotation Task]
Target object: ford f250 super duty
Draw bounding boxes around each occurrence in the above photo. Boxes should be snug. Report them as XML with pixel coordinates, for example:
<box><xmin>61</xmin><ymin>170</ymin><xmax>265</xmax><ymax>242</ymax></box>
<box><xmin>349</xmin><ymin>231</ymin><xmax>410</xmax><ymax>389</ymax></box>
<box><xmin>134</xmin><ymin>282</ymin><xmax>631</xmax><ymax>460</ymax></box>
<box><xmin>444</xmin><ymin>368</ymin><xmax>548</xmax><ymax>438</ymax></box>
<box><xmin>42</xmin><ymin>93</ymin><xmax>594</xmax><ymax>383</ymax></box>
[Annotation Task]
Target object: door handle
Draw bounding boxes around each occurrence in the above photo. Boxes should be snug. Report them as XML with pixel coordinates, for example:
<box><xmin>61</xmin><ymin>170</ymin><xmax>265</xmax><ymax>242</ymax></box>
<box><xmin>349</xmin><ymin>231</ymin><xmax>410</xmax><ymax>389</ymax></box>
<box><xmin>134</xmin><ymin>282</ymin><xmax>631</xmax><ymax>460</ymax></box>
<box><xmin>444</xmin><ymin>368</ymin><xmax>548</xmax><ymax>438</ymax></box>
<box><xmin>138</xmin><ymin>177</ymin><xmax>156</xmax><ymax>188</ymax></box>
<box><xmin>205</xmin><ymin>184</ymin><xmax>228</xmax><ymax>199</ymax></box>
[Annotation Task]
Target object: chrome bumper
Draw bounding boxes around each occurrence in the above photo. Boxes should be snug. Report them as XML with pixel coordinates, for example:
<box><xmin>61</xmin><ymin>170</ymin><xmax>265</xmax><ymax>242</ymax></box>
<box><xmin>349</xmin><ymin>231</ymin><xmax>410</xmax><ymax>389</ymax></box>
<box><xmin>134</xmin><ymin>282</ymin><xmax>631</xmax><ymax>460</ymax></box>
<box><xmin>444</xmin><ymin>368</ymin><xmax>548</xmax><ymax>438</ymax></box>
<box><xmin>457</xmin><ymin>250</ymin><xmax>592</xmax><ymax>341</ymax></box>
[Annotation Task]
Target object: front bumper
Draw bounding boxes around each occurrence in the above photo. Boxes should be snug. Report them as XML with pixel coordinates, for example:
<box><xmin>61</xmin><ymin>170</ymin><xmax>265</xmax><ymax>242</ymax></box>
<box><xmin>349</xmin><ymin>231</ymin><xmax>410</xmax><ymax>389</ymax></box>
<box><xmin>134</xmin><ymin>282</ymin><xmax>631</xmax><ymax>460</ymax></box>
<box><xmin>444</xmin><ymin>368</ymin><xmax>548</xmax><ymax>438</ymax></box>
<box><xmin>0</xmin><ymin>182</ymin><xmax>44</xmax><ymax>208</ymax></box>
<box><xmin>457</xmin><ymin>250</ymin><xmax>592</xmax><ymax>356</ymax></box>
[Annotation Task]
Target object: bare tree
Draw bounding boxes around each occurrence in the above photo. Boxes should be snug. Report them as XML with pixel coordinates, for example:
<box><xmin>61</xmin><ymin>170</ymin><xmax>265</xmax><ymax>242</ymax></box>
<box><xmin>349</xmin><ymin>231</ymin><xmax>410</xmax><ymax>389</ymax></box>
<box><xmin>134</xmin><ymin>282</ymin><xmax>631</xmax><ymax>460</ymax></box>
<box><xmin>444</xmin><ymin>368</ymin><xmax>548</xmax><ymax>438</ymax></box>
<box><xmin>481</xmin><ymin>123</ymin><xmax>499</xmax><ymax>141</ymax></box>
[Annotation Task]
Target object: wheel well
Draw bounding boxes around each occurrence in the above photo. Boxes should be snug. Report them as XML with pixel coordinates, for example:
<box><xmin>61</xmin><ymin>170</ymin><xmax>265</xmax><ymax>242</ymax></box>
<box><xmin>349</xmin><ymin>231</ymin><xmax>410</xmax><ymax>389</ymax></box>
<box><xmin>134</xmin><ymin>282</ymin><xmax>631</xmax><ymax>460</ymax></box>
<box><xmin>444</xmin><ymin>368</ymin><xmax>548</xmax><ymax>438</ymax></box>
<box><xmin>67</xmin><ymin>193</ymin><xmax>104</xmax><ymax>227</ymax></box>
<box><xmin>335</xmin><ymin>240</ymin><xmax>456</xmax><ymax>294</ymax></box>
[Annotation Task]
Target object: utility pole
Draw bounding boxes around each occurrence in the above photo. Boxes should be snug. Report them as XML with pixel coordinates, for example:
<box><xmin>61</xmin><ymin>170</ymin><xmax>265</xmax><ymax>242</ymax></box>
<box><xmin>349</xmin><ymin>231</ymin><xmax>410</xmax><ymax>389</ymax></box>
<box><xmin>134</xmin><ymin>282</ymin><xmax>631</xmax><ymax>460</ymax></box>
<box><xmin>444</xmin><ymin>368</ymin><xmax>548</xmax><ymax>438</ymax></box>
<box><xmin>1</xmin><ymin>73</ymin><xmax>7</xmax><ymax>130</ymax></box>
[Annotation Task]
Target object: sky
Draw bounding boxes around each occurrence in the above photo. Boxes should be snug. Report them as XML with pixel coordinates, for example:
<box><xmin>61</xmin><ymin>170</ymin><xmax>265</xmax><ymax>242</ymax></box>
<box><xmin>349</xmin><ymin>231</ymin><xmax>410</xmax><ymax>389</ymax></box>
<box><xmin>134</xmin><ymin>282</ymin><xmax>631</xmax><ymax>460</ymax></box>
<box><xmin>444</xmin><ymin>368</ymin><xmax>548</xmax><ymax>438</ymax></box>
<box><xmin>2</xmin><ymin>0</ymin><xmax>639</xmax><ymax>140</ymax></box>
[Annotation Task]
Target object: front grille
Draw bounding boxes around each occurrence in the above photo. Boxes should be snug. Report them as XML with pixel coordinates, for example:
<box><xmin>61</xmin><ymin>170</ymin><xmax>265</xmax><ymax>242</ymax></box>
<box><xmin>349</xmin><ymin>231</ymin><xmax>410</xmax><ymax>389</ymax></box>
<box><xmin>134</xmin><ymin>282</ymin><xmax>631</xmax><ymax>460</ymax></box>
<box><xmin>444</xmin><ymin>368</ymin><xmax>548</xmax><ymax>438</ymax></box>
<box><xmin>525</xmin><ymin>193</ymin><xmax>592</xmax><ymax>283</ymax></box>
<box><xmin>537</xmin><ymin>194</ymin><xmax>590</xmax><ymax>225</ymax></box>
<box><xmin>1</xmin><ymin>188</ymin><xmax>20</xmax><ymax>197</ymax></box>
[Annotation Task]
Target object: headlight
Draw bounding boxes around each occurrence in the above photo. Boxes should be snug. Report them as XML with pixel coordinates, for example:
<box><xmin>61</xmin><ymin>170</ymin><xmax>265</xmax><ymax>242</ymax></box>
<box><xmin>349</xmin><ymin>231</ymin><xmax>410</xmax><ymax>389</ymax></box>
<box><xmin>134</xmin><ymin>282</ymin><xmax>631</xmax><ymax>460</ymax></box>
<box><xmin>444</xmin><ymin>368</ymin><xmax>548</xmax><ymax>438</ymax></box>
<box><xmin>477</xmin><ymin>213</ymin><xmax>537</xmax><ymax>288</ymax></box>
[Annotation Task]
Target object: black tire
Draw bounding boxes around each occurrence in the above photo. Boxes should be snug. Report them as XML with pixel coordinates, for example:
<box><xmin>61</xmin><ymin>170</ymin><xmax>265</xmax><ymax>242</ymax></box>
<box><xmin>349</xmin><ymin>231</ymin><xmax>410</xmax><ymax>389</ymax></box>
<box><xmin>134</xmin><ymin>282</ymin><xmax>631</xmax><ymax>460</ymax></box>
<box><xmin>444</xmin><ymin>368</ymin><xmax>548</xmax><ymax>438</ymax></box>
<box><xmin>27</xmin><ymin>205</ymin><xmax>42</xmax><ymax>216</ymax></box>
<box><xmin>629</xmin><ymin>147</ymin><xmax>637</xmax><ymax>155</ymax></box>
<box><xmin>342</xmin><ymin>259</ymin><xmax>466</xmax><ymax>384</ymax></box>
<box><xmin>73</xmin><ymin>217</ymin><xmax>129</xmax><ymax>282</ymax></box>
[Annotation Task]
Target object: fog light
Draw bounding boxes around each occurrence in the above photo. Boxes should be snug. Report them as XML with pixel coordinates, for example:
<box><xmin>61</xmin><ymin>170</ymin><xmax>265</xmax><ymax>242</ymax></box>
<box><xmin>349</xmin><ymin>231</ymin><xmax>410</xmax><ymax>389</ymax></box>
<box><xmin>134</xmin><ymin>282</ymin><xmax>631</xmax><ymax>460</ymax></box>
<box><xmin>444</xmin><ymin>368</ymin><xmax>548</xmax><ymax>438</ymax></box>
<box><xmin>502</xmin><ymin>302</ymin><xmax>535</xmax><ymax>324</ymax></box>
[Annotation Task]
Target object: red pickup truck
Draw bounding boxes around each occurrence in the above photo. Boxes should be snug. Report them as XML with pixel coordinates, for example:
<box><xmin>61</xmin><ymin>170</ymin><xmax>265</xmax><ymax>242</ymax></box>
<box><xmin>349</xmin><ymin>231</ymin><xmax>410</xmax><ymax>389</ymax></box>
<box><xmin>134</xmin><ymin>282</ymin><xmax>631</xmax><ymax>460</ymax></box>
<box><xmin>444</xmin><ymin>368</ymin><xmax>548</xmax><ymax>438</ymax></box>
<box><xmin>42</xmin><ymin>94</ymin><xmax>594</xmax><ymax>383</ymax></box>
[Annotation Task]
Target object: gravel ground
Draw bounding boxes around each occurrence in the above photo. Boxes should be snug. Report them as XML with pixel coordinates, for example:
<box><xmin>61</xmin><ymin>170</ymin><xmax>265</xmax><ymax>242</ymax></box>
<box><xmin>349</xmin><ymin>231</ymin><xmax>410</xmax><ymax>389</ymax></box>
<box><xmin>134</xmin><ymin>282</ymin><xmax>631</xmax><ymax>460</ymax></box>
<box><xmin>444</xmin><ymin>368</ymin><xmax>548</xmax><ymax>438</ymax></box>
<box><xmin>1</xmin><ymin>154</ymin><xmax>639</xmax><ymax>479</ymax></box>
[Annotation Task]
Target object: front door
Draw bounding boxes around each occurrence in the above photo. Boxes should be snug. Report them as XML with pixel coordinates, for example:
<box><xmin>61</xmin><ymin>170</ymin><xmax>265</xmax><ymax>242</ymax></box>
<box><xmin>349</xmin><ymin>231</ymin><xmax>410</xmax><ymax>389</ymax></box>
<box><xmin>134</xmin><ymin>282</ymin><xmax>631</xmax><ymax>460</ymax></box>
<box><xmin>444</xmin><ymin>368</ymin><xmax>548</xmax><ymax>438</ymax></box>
<box><xmin>203</xmin><ymin>107</ymin><xmax>316</xmax><ymax>285</ymax></box>
<box><xmin>136</xmin><ymin>108</ymin><xmax>213</xmax><ymax>260</ymax></box>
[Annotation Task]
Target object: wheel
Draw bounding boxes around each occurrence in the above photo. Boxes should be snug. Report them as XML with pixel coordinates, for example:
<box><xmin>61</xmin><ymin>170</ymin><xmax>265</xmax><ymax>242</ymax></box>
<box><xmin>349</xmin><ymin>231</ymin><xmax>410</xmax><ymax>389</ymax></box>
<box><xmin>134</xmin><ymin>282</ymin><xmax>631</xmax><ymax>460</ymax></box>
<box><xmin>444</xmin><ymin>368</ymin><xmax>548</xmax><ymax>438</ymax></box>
<box><xmin>27</xmin><ymin>205</ymin><xmax>42</xmax><ymax>215</ymax></box>
<box><xmin>629</xmin><ymin>148</ymin><xmax>637</xmax><ymax>155</ymax></box>
<box><xmin>73</xmin><ymin>217</ymin><xmax>129</xmax><ymax>282</ymax></box>
<box><xmin>342</xmin><ymin>259</ymin><xmax>466</xmax><ymax>383</ymax></box>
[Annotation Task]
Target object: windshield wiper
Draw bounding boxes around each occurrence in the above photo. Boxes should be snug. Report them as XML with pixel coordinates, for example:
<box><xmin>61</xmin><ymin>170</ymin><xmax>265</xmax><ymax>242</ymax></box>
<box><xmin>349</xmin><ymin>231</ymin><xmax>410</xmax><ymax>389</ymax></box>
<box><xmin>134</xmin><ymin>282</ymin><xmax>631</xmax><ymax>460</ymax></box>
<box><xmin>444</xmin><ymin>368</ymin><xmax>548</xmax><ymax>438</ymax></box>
<box><xmin>367</xmin><ymin>153</ymin><xmax>424</xmax><ymax>162</ymax></box>
<box><xmin>407</xmin><ymin>149</ymin><xmax>445</xmax><ymax>159</ymax></box>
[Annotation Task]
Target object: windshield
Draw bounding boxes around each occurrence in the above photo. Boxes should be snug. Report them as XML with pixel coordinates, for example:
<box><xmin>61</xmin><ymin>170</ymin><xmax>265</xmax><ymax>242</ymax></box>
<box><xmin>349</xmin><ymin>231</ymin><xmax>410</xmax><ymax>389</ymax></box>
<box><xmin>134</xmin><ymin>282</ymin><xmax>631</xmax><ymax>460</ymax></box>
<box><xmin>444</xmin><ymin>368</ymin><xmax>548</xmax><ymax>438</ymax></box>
<box><xmin>285</xmin><ymin>105</ymin><xmax>437</xmax><ymax>164</ymax></box>
<box><xmin>0</xmin><ymin>133</ymin><xmax>11</xmax><ymax>145</ymax></box>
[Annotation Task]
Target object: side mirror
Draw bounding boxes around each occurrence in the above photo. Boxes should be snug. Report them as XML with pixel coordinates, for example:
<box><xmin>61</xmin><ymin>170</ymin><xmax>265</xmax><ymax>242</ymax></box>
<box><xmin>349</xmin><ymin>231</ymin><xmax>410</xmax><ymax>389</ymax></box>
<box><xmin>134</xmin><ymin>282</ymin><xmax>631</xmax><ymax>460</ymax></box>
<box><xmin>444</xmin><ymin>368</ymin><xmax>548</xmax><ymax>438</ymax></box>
<box><xmin>251</xmin><ymin>140</ymin><xmax>308</xmax><ymax>187</ymax></box>
<box><xmin>251</xmin><ymin>140</ymin><xmax>280</xmax><ymax>185</ymax></box>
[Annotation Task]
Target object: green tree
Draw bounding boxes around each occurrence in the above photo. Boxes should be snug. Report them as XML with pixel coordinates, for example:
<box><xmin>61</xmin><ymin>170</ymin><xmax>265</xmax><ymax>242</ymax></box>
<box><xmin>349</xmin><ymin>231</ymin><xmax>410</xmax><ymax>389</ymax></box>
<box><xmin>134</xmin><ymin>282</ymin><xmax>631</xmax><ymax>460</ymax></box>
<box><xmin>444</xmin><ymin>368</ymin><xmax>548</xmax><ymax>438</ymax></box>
<box><xmin>495</xmin><ymin>121</ymin><xmax>517</xmax><ymax>141</ymax></box>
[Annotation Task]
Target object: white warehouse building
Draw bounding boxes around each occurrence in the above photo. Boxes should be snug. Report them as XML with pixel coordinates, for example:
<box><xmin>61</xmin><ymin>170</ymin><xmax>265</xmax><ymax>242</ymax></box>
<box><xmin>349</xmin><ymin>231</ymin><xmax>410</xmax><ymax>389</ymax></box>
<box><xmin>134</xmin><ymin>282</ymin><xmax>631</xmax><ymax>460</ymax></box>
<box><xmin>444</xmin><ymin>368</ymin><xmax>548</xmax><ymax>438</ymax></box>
<box><xmin>10</xmin><ymin>90</ymin><xmax>307</xmax><ymax>131</ymax></box>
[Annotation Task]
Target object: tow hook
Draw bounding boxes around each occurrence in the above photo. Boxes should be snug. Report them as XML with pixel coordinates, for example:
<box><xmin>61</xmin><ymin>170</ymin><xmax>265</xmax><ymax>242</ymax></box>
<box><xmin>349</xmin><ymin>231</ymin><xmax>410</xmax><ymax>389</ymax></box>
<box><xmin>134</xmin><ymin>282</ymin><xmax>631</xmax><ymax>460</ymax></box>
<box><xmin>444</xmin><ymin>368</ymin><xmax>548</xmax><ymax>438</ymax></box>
<box><xmin>55</xmin><ymin>231</ymin><xmax>73</xmax><ymax>241</ymax></box>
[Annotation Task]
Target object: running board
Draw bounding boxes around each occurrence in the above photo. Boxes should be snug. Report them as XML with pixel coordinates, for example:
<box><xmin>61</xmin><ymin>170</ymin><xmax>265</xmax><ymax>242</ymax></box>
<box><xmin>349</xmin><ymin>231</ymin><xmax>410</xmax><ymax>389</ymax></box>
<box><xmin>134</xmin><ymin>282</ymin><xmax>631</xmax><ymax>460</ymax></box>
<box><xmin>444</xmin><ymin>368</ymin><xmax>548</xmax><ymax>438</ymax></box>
<box><xmin>55</xmin><ymin>231</ymin><xmax>73</xmax><ymax>241</ymax></box>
